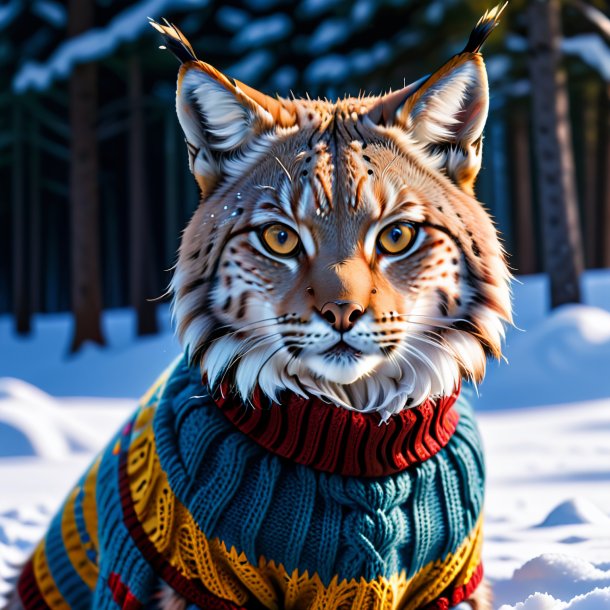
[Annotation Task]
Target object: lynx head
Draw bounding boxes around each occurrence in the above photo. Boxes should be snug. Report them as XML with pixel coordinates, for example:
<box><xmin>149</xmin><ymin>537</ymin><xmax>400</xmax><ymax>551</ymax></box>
<box><xmin>153</xmin><ymin>4</ymin><xmax>512</xmax><ymax>420</ymax></box>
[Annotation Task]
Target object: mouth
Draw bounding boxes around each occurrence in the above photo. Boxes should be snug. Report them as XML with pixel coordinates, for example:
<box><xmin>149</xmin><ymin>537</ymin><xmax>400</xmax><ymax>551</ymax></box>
<box><xmin>322</xmin><ymin>340</ymin><xmax>362</xmax><ymax>360</ymax></box>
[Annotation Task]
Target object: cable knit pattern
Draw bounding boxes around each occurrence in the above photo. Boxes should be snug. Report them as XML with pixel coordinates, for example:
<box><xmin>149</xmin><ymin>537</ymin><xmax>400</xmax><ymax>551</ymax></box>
<box><xmin>15</xmin><ymin>355</ymin><xmax>485</xmax><ymax>609</ymax></box>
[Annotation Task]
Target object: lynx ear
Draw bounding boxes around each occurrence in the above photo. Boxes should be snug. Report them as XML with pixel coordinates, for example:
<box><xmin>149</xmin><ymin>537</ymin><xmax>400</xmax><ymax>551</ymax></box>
<box><xmin>399</xmin><ymin>54</ymin><xmax>489</xmax><ymax>193</ymax></box>
<box><xmin>371</xmin><ymin>3</ymin><xmax>506</xmax><ymax>194</ymax></box>
<box><xmin>151</xmin><ymin>20</ymin><xmax>296</xmax><ymax>195</ymax></box>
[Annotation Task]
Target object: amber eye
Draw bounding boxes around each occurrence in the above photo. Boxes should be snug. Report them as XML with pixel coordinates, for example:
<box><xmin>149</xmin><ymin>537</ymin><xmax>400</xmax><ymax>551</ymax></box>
<box><xmin>260</xmin><ymin>223</ymin><xmax>301</xmax><ymax>257</ymax></box>
<box><xmin>377</xmin><ymin>222</ymin><xmax>417</xmax><ymax>255</ymax></box>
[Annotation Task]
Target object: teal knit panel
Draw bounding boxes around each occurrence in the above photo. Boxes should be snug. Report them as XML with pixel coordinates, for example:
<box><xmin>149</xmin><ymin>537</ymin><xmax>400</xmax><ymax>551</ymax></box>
<box><xmin>43</xmin><ymin>493</ymin><xmax>92</xmax><ymax>607</ymax></box>
<box><xmin>92</xmin><ymin>430</ymin><xmax>157</xmax><ymax>609</ymax></box>
<box><xmin>153</xmin><ymin>359</ymin><xmax>485</xmax><ymax>585</ymax></box>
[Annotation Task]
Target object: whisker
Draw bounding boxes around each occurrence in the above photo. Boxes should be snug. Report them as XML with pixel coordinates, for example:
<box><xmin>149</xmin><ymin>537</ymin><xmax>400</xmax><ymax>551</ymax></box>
<box><xmin>390</xmin><ymin>347</ymin><xmax>418</xmax><ymax>381</ymax></box>
<box><xmin>393</xmin><ymin>312</ymin><xmax>473</xmax><ymax>325</ymax></box>
<box><xmin>217</xmin><ymin>334</ymin><xmax>285</xmax><ymax>390</ymax></box>
<box><xmin>408</xmin><ymin>333</ymin><xmax>467</xmax><ymax>371</ymax></box>
<box><xmin>274</xmin><ymin>156</ymin><xmax>292</xmax><ymax>183</ymax></box>
<box><xmin>400</xmin><ymin>343</ymin><xmax>445</xmax><ymax>389</ymax></box>
<box><xmin>202</xmin><ymin>315</ymin><xmax>285</xmax><ymax>349</ymax></box>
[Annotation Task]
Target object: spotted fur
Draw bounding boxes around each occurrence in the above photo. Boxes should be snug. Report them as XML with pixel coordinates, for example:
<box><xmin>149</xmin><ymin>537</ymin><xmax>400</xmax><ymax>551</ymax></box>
<box><xmin>152</xmin><ymin>2</ymin><xmax>511</xmax><ymax>422</ymax></box>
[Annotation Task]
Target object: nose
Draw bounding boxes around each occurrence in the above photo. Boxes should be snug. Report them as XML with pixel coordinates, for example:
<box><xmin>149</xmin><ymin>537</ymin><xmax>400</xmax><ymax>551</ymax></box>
<box><xmin>320</xmin><ymin>301</ymin><xmax>365</xmax><ymax>333</ymax></box>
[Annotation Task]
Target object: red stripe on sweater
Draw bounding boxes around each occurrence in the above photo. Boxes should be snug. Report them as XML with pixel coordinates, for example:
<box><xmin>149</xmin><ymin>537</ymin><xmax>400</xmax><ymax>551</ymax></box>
<box><xmin>108</xmin><ymin>572</ymin><xmax>143</xmax><ymax>610</ymax></box>
<box><xmin>16</xmin><ymin>557</ymin><xmax>52</xmax><ymax>610</ymax></box>
<box><xmin>422</xmin><ymin>563</ymin><xmax>485</xmax><ymax>610</ymax></box>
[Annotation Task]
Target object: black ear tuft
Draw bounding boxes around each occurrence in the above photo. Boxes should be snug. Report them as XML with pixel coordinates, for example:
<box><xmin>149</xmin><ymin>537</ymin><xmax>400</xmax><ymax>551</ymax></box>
<box><xmin>149</xmin><ymin>18</ymin><xmax>197</xmax><ymax>64</ymax></box>
<box><xmin>463</xmin><ymin>2</ymin><xmax>507</xmax><ymax>53</ymax></box>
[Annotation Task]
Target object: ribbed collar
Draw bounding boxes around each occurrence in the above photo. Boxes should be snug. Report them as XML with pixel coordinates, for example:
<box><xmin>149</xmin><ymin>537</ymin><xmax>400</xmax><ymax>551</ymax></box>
<box><xmin>212</xmin><ymin>383</ymin><xmax>461</xmax><ymax>477</ymax></box>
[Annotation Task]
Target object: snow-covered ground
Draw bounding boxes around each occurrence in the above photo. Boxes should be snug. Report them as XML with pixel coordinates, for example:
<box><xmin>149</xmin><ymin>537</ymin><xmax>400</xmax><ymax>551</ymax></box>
<box><xmin>1</xmin><ymin>272</ymin><xmax>610</xmax><ymax>608</ymax></box>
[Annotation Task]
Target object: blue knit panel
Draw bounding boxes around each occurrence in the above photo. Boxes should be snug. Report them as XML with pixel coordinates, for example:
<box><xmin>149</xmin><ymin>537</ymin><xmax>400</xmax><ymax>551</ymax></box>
<box><xmin>92</xmin><ymin>434</ymin><xmax>157</xmax><ymax>609</ymax></box>
<box><xmin>43</xmin><ymin>503</ymin><xmax>92</xmax><ymax>608</ymax></box>
<box><xmin>449</xmin><ymin>396</ymin><xmax>485</xmax><ymax>534</ymax></box>
<box><xmin>221</xmin><ymin>452</ymin><xmax>282</xmax><ymax>562</ymax></box>
<box><xmin>299</xmin><ymin>473</ymin><xmax>343</xmax><ymax>583</ymax></box>
<box><xmin>154</xmin><ymin>359</ymin><xmax>485</xmax><ymax>585</ymax></box>
<box><xmin>258</xmin><ymin>462</ymin><xmax>318</xmax><ymax>570</ymax></box>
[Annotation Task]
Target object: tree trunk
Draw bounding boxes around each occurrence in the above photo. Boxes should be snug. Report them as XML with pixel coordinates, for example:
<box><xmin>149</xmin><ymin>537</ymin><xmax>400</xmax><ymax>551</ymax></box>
<box><xmin>600</xmin><ymin>84</ymin><xmax>610</xmax><ymax>268</ymax></box>
<box><xmin>581</xmin><ymin>81</ymin><xmax>600</xmax><ymax>268</ymax></box>
<box><xmin>30</xmin><ymin>116</ymin><xmax>42</xmax><ymax>314</ymax></box>
<box><xmin>12</xmin><ymin>101</ymin><xmax>31</xmax><ymax>335</ymax></box>
<box><xmin>69</xmin><ymin>0</ymin><xmax>105</xmax><ymax>351</ymax></box>
<box><xmin>527</xmin><ymin>0</ymin><xmax>584</xmax><ymax>307</ymax></box>
<box><xmin>510</xmin><ymin>109</ymin><xmax>537</xmax><ymax>275</ymax></box>
<box><xmin>128</xmin><ymin>54</ymin><xmax>158</xmax><ymax>335</ymax></box>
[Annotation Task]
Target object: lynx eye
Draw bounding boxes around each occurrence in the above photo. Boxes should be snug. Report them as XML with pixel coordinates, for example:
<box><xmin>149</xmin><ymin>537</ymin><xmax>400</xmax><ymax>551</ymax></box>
<box><xmin>377</xmin><ymin>222</ymin><xmax>417</xmax><ymax>255</ymax></box>
<box><xmin>260</xmin><ymin>223</ymin><xmax>301</xmax><ymax>257</ymax></box>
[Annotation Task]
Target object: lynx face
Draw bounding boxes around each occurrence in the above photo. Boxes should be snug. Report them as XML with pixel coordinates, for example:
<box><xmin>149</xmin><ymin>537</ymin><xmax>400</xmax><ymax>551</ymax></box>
<box><xmin>157</xmin><ymin>9</ymin><xmax>511</xmax><ymax>419</ymax></box>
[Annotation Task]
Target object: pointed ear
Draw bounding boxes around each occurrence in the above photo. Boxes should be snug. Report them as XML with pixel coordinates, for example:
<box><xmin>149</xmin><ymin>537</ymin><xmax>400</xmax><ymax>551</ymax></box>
<box><xmin>369</xmin><ymin>3</ymin><xmax>506</xmax><ymax>194</ymax></box>
<box><xmin>151</xmin><ymin>20</ymin><xmax>296</xmax><ymax>195</ymax></box>
<box><xmin>397</xmin><ymin>54</ymin><xmax>489</xmax><ymax>193</ymax></box>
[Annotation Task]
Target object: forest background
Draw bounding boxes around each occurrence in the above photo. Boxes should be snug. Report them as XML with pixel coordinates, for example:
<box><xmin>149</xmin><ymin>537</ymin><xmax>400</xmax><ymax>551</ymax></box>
<box><xmin>0</xmin><ymin>0</ymin><xmax>609</xmax><ymax>350</ymax></box>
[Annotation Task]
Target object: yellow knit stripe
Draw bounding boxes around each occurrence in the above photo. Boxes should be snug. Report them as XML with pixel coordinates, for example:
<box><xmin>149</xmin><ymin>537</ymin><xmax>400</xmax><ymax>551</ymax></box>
<box><xmin>32</xmin><ymin>540</ymin><xmax>71</xmax><ymax>610</ymax></box>
<box><xmin>81</xmin><ymin>456</ymin><xmax>101</xmax><ymax>559</ymax></box>
<box><xmin>125</xmin><ymin>418</ymin><xmax>483</xmax><ymax>610</ymax></box>
<box><xmin>396</xmin><ymin>517</ymin><xmax>483</xmax><ymax>609</ymax></box>
<box><xmin>60</xmin><ymin>478</ymin><xmax>99</xmax><ymax>589</ymax></box>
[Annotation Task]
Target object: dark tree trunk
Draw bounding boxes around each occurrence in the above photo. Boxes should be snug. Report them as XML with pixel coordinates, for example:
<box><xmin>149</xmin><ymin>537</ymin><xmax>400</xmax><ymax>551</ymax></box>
<box><xmin>527</xmin><ymin>0</ymin><xmax>584</xmax><ymax>307</ymax></box>
<box><xmin>69</xmin><ymin>0</ymin><xmax>105</xmax><ymax>352</ymax></box>
<box><xmin>12</xmin><ymin>101</ymin><xmax>31</xmax><ymax>335</ymax></box>
<box><xmin>600</xmin><ymin>84</ymin><xmax>610</xmax><ymax>269</ymax></box>
<box><xmin>128</xmin><ymin>54</ymin><xmax>158</xmax><ymax>336</ymax></box>
<box><xmin>581</xmin><ymin>81</ymin><xmax>600</xmax><ymax>268</ymax></box>
<box><xmin>510</xmin><ymin>110</ymin><xmax>537</xmax><ymax>275</ymax></box>
<box><xmin>30</xmin><ymin>117</ymin><xmax>42</xmax><ymax>314</ymax></box>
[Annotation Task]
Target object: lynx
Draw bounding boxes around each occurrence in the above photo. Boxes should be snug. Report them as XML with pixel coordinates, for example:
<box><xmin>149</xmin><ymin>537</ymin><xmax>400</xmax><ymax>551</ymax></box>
<box><xmin>9</xmin><ymin>4</ymin><xmax>510</xmax><ymax>610</ymax></box>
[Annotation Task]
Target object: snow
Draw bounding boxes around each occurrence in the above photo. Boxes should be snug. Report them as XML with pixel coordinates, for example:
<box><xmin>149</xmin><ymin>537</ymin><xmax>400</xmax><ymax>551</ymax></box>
<box><xmin>562</xmin><ymin>34</ymin><xmax>610</xmax><ymax>83</ymax></box>
<box><xmin>0</xmin><ymin>307</ymin><xmax>180</xmax><ymax>398</ymax></box>
<box><xmin>32</xmin><ymin>0</ymin><xmax>67</xmax><ymax>28</ymax></box>
<box><xmin>232</xmin><ymin>14</ymin><xmax>292</xmax><ymax>52</ymax></box>
<box><xmin>13</xmin><ymin>0</ymin><xmax>207</xmax><ymax>92</ymax></box>
<box><xmin>228</xmin><ymin>49</ymin><xmax>273</xmax><ymax>82</ymax></box>
<box><xmin>478</xmin><ymin>304</ymin><xmax>610</xmax><ymax>409</ymax></box>
<box><xmin>305</xmin><ymin>54</ymin><xmax>350</xmax><ymax>85</ymax></box>
<box><xmin>216</xmin><ymin>6</ymin><xmax>251</xmax><ymax>32</ymax></box>
<box><xmin>0</xmin><ymin>0</ymin><xmax>20</xmax><ymax>29</ymax></box>
<box><xmin>297</xmin><ymin>0</ymin><xmax>344</xmax><ymax>19</ymax></box>
<box><xmin>305</xmin><ymin>41</ymin><xmax>394</xmax><ymax>86</ymax></box>
<box><xmin>503</xmin><ymin>33</ymin><xmax>610</xmax><ymax>83</ymax></box>
<box><xmin>2</xmin><ymin>271</ymin><xmax>610</xmax><ymax>608</ymax></box>
<box><xmin>268</xmin><ymin>65</ymin><xmax>298</xmax><ymax>92</ymax></box>
<box><xmin>536</xmin><ymin>499</ymin><xmax>610</xmax><ymax>528</ymax></box>
<box><xmin>308</xmin><ymin>19</ymin><xmax>351</xmax><ymax>54</ymax></box>
<box><xmin>350</xmin><ymin>1</ymin><xmax>374</xmax><ymax>26</ymax></box>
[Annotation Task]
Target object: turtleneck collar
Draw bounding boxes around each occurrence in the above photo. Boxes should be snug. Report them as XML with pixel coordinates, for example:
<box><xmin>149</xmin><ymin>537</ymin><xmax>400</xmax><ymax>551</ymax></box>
<box><xmin>212</xmin><ymin>383</ymin><xmax>461</xmax><ymax>478</ymax></box>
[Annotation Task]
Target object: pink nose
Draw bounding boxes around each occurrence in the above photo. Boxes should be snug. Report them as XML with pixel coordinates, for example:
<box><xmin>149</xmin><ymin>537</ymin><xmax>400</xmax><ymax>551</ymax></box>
<box><xmin>320</xmin><ymin>301</ymin><xmax>364</xmax><ymax>332</ymax></box>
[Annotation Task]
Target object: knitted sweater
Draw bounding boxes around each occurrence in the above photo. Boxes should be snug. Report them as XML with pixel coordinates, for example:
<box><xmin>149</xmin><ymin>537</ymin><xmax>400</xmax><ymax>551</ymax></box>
<box><xmin>16</xmin><ymin>356</ymin><xmax>485</xmax><ymax>610</ymax></box>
